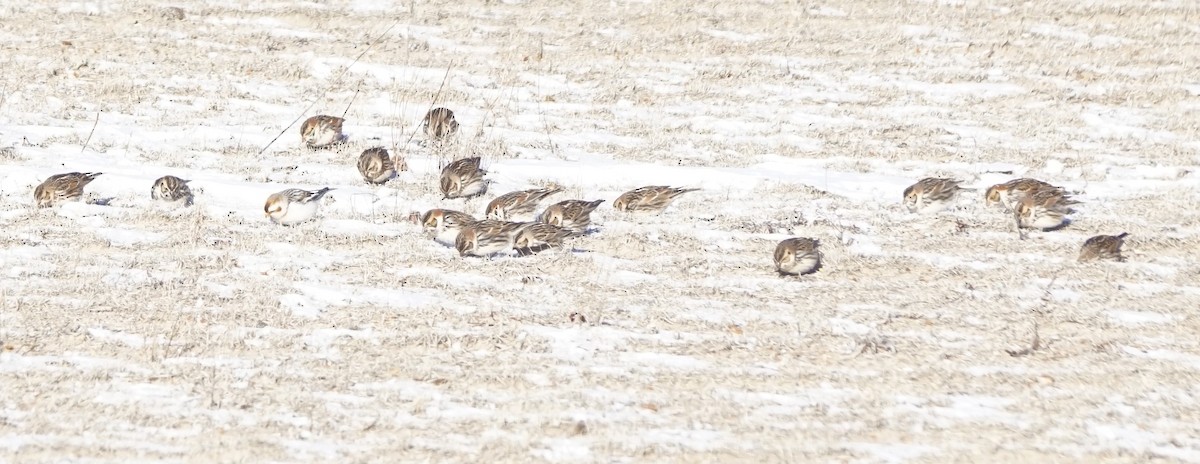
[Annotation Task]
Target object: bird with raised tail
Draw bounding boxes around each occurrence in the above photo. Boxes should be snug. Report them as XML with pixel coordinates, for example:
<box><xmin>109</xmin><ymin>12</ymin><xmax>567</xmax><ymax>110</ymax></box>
<box><xmin>454</xmin><ymin>219</ymin><xmax>525</xmax><ymax>257</ymax></box>
<box><xmin>984</xmin><ymin>178</ymin><xmax>1065</xmax><ymax>211</ymax></box>
<box><xmin>485</xmin><ymin>186</ymin><xmax>563</xmax><ymax>220</ymax></box>
<box><xmin>34</xmin><ymin>172</ymin><xmax>102</xmax><ymax>208</ymax></box>
<box><xmin>612</xmin><ymin>186</ymin><xmax>699</xmax><ymax>214</ymax></box>
<box><xmin>1015</xmin><ymin>189</ymin><xmax>1075</xmax><ymax>231</ymax></box>
<box><xmin>264</xmin><ymin>187</ymin><xmax>334</xmax><ymax>225</ymax></box>
<box><xmin>539</xmin><ymin>199</ymin><xmax>605</xmax><ymax>234</ymax></box>
<box><xmin>513</xmin><ymin>222</ymin><xmax>576</xmax><ymax>256</ymax></box>
<box><xmin>903</xmin><ymin>177</ymin><xmax>973</xmax><ymax>214</ymax></box>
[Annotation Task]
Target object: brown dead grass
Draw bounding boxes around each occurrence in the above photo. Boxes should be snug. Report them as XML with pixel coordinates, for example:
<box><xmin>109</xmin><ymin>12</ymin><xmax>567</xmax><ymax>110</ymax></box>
<box><xmin>1</xmin><ymin>0</ymin><xmax>1199</xmax><ymax>462</ymax></box>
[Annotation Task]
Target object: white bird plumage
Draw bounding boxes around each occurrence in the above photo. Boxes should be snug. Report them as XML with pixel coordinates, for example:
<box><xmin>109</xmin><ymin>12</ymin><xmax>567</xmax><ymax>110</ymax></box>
<box><xmin>264</xmin><ymin>187</ymin><xmax>334</xmax><ymax>225</ymax></box>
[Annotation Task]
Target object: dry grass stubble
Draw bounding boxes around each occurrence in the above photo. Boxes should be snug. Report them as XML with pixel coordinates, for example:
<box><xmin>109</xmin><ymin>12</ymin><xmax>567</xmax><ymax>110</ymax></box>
<box><xmin>0</xmin><ymin>0</ymin><xmax>1199</xmax><ymax>462</ymax></box>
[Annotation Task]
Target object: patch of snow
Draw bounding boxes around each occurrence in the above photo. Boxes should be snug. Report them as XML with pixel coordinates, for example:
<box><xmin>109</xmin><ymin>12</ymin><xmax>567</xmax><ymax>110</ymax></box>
<box><xmin>1107</xmin><ymin>310</ymin><xmax>1177</xmax><ymax>325</ymax></box>
<box><xmin>86</xmin><ymin>328</ymin><xmax>146</xmax><ymax>348</ymax></box>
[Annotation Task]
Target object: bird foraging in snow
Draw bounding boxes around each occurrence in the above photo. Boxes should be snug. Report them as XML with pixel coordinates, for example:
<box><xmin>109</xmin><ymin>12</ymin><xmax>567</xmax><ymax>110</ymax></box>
<box><xmin>34</xmin><ymin>172</ymin><xmax>102</xmax><ymax>208</ymax></box>
<box><xmin>264</xmin><ymin>187</ymin><xmax>334</xmax><ymax>225</ymax></box>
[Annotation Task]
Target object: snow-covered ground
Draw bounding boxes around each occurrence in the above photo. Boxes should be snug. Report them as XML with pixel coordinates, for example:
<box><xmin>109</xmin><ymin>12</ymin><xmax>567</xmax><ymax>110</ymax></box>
<box><xmin>2</xmin><ymin>0</ymin><xmax>1199</xmax><ymax>461</ymax></box>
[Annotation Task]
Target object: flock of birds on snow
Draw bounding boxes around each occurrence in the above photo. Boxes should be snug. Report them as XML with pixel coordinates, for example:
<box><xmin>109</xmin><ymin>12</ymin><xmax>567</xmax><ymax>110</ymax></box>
<box><xmin>31</xmin><ymin>108</ymin><xmax>1129</xmax><ymax>275</ymax></box>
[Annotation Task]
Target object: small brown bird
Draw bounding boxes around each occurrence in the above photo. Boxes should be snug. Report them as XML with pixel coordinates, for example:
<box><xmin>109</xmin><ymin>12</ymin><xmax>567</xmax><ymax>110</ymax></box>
<box><xmin>264</xmin><ymin>187</ymin><xmax>334</xmax><ymax>225</ymax></box>
<box><xmin>485</xmin><ymin>187</ymin><xmax>564</xmax><ymax>220</ymax></box>
<box><xmin>985</xmin><ymin>178</ymin><xmax>1065</xmax><ymax>210</ymax></box>
<box><xmin>774</xmin><ymin>237</ymin><xmax>821</xmax><ymax>276</ymax></box>
<box><xmin>612</xmin><ymin>186</ymin><xmax>699</xmax><ymax>214</ymax></box>
<box><xmin>440</xmin><ymin>157</ymin><xmax>489</xmax><ymax>199</ymax></box>
<box><xmin>455</xmin><ymin>219</ymin><xmax>525</xmax><ymax>257</ymax></box>
<box><xmin>151</xmin><ymin>175</ymin><xmax>193</xmax><ymax>206</ymax></box>
<box><xmin>300</xmin><ymin>115</ymin><xmax>345</xmax><ymax>148</ymax></box>
<box><xmin>1015</xmin><ymin>188</ymin><xmax>1074</xmax><ymax>231</ymax></box>
<box><xmin>1078</xmin><ymin>233</ymin><xmax>1128</xmax><ymax>262</ymax></box>
<box><xmin>539</xmin><ymin>199</ymin><xmax>605</xmax><ymax>234</ymax></box>
<box><xmin>421</xmin><ymin>208</ymin><xmax>477</xmax><ymax>246</ymax></box>
<box><xmin>34</xmin><ymin>172</ymin><xmax>102</xmax><ymax>208</ymax></box>
<box><xmin>357</xmin><ymin>147</ymin><xmax>397</xmax><ymax>185</ymax></box>
<box><xmin>512</xmin><ymin>222</ymin><xmax>576</xmax><ymax>256</ymax></box>
<box><xmin>903</xmin><ymin>178</ymin><xmax>972</xmax><ymax>213</ymax></box>
<box><xmin>423</xmin><ymin>107</ymin><xmax>459</xmax><ymax>141</ymax></box>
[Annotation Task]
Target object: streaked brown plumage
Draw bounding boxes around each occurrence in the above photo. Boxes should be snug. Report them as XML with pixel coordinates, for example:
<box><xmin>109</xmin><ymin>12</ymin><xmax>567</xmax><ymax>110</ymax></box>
<box><xmin>612</xmin><ymin>186</ymin><xmax>699</xmax><ymax>214</ymax></box>
<box><xmin>985</xmin><ymin>178</ymin><xmax>1065</xmax><ymax>210</ymax></box>
<box><xmin>423</xmin><ymin>107</ymin><xmax>459</xmax><ymax>141</ymax></box>
<box><xmin>439</xmin><ymin>157</ymin><xmax>489</xmax><ymax>199</ymax></box>
<box><xmin>151</xmin><ymin>175</ymin><xmax>193</xmax><ymax>206</ymax></box>
<box><xmin>264</xmin><ymin>187</ymin><xmax>333</xmax><ymax>225</ymax></box>
<box><xmin>34</xmin><ymin>172</ymin><xmax>102</xmax><ymax>208</ymax></box>
<box><xmin>512</xmin><ymin>222</ymin><xmax>576</xmax><ymax>256</ymax></box>
<box><xmin>357</xmin><ymin>147</ymin><xmax>396</xmax><ymax>185</ymax></box>
<box><xmin>421</xmin><ymin>209</ymin><xmax>478</xmax><ymax>246</ymax></box>
<box><xmin>1079</xmin><ymin>233</ymin><xmax>1128</xmax><ymax>262</ymax></box>
<box><xmin>774</xmin><ymin>237</ymin><xmax>821</xmax><ymax>276</ymax></box>
<box><xmin>455</xmin><ymin>219</ymin><xmax>525</xmax><ymax>257</ymax></box>
<box><xmin>903</xmin><ymin>177</ymin><xmax>971</xmax><ymax>213</ymax></box>
<box><xmin>539</xmin><ymin>199</ymin><xmax>605</xmax><ymax>234</ymax></box>
<box><xmin>485</xmin><ymin>187</ymin><xmax>563</xmax><ymax>220</ymax></box>
<box><xmin>300</xmin><ymin>115</ymin><xmax>345</xmax><ymax>148</ymax></box>
<box><xmin>1015</xmin><ymin>189</ymin><xmax>1073</xmax><ymax>230</ymax></box>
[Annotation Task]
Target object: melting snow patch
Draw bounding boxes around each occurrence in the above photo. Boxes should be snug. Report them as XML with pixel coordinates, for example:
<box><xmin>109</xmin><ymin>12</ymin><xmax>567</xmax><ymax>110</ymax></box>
<box><xmin>93</xmin><ymin>382</ymin><xmax>193</xmax><ymax>407</ymax></box>
<box><xmin>809</xmin><ymin>6</ymin><xmax>847</xmax><ymax>16</ymax></box>
<box><xmin>54</xmin><ymin>203</ymin><xmax>108</xmax><ymax>225</ymax></box>
<box><xmin>844</xmin><ymin>442</ymin><xmax>939</xmax><ymax>463</ymax></box>
<box><xmin>532</xmin><ymin>438</ymin><xmax>592</xmax><ymax>462</ymax></box>
<box><xmin>280</xmin><ymin>293</ymin><xmax>324</xmax><ymax>318</ymax></box>
<box><xmin>618</xmin><ymin>351</ymin><xmax>709</xmax><ymax>370</ymax></box>
<box><xmin>604</xmin><ymin>270</ymin><xmax>658</xmax><ymax>285</ymax></box>
<box><xmin>702</xmin><ymin>29</ymin><xmax>764</xmax><ymax>42</ymax></box>
<box><xmin>351</xmin><ymin>379</ymin><xmax>444</xmax><ymax>398</ymax></box>
<box><xmin>829</xmin><ymin>318</ymin><xmax>872</xmax><ymax>336</ymax></box>
<box><xmin>296</xmin><ymin>283</ymin><xmax>438</xmax><ymax>309</ymax></box>
<box><xmin>963</xmin><ymin>365</ymin><xmax>1028</xmax><ymax>376</ymax></box>
<box><xmin>1048</xmin><ymin>288</ymin><xmax>1081</xmax><ymax>303</ymax></box>
<box><xmin>1087</xmin><ymin>422</ymin><xmax>1161</xmax><ymax>453</ymax></box>
<box><xmin>523</xmin><ymin>325</ymin><xmax>623</xmax><ymax>361</ymax></box>
<box><xmin>86</xmin><ymin>328</ymin><xmax>146</xmax><ymax>348</ymax></box>
<box><xmin>932</xmin><ymin>395</ymin><xmax>1024</xmax><ymax>426</ymax></box>
<box><xmin>846</xmin><ymin>237</ymin><xmax>883</xmax><ymax>255</ymax></box>
<box><xmin>100</xmin><ymin>268</ymin><xmax>151</xmax><ymax>288</ymax></box>
<box><xmin>1106</xmin><ymin>310</ymin><xmax>1177</xmax><ymax>325</ymax></box>
<box><xmin>279</xmin><ymin>437</ymin><xmax>344</xmax><ymax>460</ymax></box>
<box><xmin>1121</xmin><ymin>346</ymin><xmax>1200</xmax><ymax>370</ymax></box>
<box><xmin>94</xmin><ymin>227</ymin><xmax>166</xmax><ymax>247</ymax></box>
<box><xmin>637</xmin><ymin>428</ymin><xmax>726</xmax><ymax>452</ymax></box>
<box><xmin>301</xmin><ymin>328</ymin><xmax>377</xmax><ymax>348</ymax></box>
<box><xmin>425</xmin><ymin>402</ymin><xmax>493</xmax><ymax>422</ymax></box>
